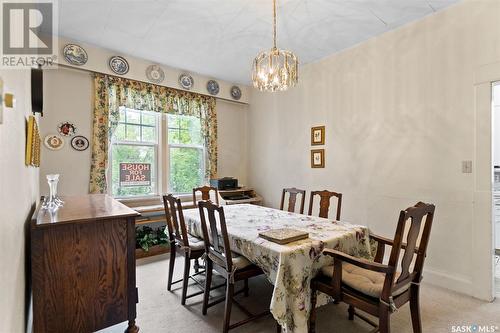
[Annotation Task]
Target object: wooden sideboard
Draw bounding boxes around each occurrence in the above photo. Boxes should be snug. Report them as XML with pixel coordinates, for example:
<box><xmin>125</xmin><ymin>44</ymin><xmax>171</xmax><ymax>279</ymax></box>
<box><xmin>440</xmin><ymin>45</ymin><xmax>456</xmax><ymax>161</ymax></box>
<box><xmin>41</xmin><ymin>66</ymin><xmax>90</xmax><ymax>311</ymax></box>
<box><xmin>30</xmin><ymin>194</ymin><xmax>140</xmax><ymax>333</ymax></box>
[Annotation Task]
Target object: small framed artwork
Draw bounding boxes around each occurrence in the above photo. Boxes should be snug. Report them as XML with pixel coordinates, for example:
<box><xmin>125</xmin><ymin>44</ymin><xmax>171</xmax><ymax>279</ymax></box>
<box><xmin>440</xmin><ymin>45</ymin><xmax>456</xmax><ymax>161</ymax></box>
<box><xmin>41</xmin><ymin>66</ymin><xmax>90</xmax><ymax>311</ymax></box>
<box><xmin>311</xmin><ymin>149</ymin><xmax>325</xmax><ymax>168</ymax></box>
<box><xmin>311</xmin><ymin>126</ymin><xmax>325</xmax><ymax>145</ymax></box>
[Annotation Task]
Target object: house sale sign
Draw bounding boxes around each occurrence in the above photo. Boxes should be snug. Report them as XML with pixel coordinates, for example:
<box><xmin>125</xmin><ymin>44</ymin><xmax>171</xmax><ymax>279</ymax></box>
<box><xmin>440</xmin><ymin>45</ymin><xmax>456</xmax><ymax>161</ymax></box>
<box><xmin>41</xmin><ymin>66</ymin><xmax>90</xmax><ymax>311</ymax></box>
<box><xmin>119</xmin><ymin>163</ymin><xmax>151</xmax><ymax>187</ymax></box>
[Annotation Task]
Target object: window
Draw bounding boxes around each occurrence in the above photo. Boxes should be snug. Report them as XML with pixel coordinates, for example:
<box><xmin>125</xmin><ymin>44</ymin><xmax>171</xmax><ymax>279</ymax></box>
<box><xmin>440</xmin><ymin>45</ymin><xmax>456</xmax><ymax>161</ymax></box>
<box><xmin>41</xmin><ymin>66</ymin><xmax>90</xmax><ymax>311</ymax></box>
<box><xmin>168</xmin><ymin>114</ymin><xmax>205</xmax><ymax>194</ymax></box>
<box><xmin>110</xmin><ymin>108</ymin><xmax>159</xmax><ymax>197</ymax></box>
<box><xmin>109</xmin><ymin>108</ymin><xmax>206</xmax><ymax>198</ymax></box>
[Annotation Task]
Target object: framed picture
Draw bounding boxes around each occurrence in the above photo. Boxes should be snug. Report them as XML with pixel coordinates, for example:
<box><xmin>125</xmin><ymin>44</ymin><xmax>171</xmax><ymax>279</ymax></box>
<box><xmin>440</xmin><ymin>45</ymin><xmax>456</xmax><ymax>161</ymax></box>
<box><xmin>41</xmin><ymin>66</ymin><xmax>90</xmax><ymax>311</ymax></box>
<box><xmin>311</xmin><ymin>126</ymin><xmax>325</xmax><ymax>145</ymax></box>
<box><xmin>311</xmin><ymin>149</ymin><xmax>325</xmax><ymax>168</ymax></box>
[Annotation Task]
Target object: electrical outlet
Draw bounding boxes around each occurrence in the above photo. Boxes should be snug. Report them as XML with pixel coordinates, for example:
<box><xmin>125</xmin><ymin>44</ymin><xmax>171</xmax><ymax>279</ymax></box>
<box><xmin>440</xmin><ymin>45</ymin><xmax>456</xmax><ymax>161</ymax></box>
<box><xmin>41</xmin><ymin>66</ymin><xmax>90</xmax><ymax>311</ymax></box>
<box><xmin>462</xmin><ymin>160</ymin><xmax>472</xmax><ymax>173</ymax></box>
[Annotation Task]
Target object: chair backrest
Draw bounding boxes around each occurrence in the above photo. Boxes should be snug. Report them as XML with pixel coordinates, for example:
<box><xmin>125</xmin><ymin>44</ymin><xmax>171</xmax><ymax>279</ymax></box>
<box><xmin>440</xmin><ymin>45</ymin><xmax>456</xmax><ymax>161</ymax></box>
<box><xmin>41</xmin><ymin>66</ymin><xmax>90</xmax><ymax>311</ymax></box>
<box><xmin>280</xmin><ymin>187</ymin><xmax>306</xmax><ymax>214</ymax></box>
<box><xmin>193</xmin><ymin>185</ymin><xmax>219</xmax><ymax>206</ymax></box>
<box><xmin>162</xmin><ymin>194</ymin><xmax>190</xmax><ymax>247</ymax></box>
<box><xmin>308</xmin><ymin>190</ymin><xmax>342</xmax><ymax>220</ymax></box>
<box><xmin>198</xmin><ymin>200</ymin><xmax>233</xmax><ymax>271</ymax></box>
<box><xmin>385</xmin><ymin>202</ymin><xmax>435</xmax><ymax>294</ymax></box>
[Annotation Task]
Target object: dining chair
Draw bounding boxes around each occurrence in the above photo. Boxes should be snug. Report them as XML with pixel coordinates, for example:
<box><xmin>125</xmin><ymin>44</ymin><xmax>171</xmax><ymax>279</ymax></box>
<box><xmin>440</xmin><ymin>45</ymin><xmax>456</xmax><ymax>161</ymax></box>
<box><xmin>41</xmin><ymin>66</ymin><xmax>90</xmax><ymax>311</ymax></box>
<box><xmin>198</xmin><ymin>200</ymin><xmax>270</xmax><ymax>333</ymax></box>
<box><xmin>308</xmin><ymin>190</ymin><xmax>342</xmax><ymax>220</ymax></box>
<box><xmin>162</xmin><ymin>194</ymin><xmax>206</xmax><ymax>305</ymax></box>
<box><xmin>280</xmin><ymin>187</ymin><xmax>306</xmax><ymax>214</ymax></box>
<box><xmin>309</xmin><ymin>202</ymin><xmax>435</xmax><ymax>333</ymax></box>
<box><xmin>193</xmin><ymin>185</ymin><xmax>219</xmax><ymax>206</ymax></box>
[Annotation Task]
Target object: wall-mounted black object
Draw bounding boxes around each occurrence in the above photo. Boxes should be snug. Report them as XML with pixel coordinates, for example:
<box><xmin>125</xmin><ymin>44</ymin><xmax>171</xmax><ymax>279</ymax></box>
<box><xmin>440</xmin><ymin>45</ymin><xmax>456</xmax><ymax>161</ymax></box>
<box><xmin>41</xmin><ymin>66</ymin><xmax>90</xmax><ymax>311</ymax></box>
<box><xmin>31</xmin><ymin>67</ymin><xmax>43</xmax><ymax>116</ymax></box>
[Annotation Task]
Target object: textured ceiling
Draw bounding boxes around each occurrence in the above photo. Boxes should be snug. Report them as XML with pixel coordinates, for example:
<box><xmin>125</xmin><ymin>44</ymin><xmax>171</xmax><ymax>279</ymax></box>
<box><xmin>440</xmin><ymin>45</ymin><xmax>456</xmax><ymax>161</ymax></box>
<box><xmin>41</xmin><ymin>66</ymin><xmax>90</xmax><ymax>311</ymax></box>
<box><xmin>58</xmin><ymin>0</ymin><xmax>459</xmax><ymax>84</ymax></box>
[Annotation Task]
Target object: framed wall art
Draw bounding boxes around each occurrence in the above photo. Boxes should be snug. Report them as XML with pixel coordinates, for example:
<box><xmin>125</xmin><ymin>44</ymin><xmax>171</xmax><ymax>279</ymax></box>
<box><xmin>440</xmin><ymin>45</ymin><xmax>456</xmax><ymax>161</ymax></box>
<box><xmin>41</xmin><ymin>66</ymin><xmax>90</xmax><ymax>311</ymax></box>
<box><xmin>311</xmin><ymin>149</ymin><xmax>325</xmax><ymax>168</ymax></box>
<box><xmin>311</xmin><ymin>126</ymin><xmax>325</xmax><ymax>145</ymax></box>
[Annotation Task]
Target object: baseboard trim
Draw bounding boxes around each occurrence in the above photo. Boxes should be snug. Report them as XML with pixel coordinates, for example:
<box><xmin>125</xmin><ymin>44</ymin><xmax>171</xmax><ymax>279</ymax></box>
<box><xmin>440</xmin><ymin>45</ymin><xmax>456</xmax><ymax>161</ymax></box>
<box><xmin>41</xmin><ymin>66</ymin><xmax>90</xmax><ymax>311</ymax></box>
<box><xmin>423</xmin><ymin>267</ymin><xmax>473</xmax><ymax>297</ymax></box>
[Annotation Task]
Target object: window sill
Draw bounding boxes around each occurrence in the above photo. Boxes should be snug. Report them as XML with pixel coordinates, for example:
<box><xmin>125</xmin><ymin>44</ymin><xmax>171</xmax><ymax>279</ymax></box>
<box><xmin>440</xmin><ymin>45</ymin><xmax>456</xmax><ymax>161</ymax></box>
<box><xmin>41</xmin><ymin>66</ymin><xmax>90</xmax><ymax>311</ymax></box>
<box><xmin>117</xmin><ymin>194</ymin><xmax>196</xmax><ymax>211</ymax></box>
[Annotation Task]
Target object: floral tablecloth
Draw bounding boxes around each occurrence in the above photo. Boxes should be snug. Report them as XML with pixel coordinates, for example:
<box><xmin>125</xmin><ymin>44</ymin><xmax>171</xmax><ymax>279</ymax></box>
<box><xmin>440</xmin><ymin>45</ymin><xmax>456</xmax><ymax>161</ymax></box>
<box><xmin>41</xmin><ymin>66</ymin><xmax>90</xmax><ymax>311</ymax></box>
<box><xmin>183</xmin><ymin>204</ymin><xmax>372</xmax><ymax>333</ymax></box>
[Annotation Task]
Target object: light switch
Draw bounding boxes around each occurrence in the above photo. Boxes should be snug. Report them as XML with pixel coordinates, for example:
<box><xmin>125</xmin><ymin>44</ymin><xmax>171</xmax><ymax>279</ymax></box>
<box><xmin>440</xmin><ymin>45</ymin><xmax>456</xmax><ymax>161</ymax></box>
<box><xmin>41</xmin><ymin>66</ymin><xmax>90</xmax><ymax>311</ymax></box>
<box><xmin>462</xmin><ymin>160</ymin><xmax>472</xmax><ymax>173</ymax></box>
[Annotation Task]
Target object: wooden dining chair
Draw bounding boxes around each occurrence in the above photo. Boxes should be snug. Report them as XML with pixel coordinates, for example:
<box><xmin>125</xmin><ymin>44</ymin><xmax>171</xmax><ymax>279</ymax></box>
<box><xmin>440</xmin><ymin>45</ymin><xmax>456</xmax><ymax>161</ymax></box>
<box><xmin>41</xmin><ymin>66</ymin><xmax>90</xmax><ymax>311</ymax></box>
<box><xmin>280</xmin><ymin>187</ymin><xmax>306</xmax><ymax>214</ymax></box>
<box><xmin>308</xmin><ymin>190</ymin><xmax>342</xmax><ymax>220</ymax></box>
<box><xmin>309</xmin><ymin>202</ymin><xmax>435</xmax><ymax>333</ymax></box>
<box><xmin>193</xmin><ymin>185</ymin><xmax>219</xmax><ymax>206</ymax></box>
<box><xmin>162</xmin><ymin>194</ymin><xmax>206</xmax><ymax>305</ymax></box>
<box><xmin>198</xmin><ymin>201</ymin><xmax>270</xmax><ymax>333</ymax></box>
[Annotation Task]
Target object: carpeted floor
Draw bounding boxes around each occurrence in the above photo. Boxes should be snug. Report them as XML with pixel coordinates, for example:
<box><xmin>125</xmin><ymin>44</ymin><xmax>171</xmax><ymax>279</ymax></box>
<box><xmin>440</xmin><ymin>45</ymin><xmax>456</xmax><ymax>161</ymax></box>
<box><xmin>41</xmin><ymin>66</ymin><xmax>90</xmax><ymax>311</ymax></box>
<box><xmin>100</xmin><ymin>254</ymin><xmax>500</xmax><ymax>333</ymax></box>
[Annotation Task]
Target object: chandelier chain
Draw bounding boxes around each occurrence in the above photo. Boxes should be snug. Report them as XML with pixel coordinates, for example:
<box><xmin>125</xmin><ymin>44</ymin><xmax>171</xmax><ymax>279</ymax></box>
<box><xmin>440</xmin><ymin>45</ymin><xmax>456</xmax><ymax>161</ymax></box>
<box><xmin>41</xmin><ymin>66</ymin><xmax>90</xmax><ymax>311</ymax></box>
<box><xmin>273</xmin><ymin>0</ymin><xmax>277</xmax><ymax>49</ymax></box>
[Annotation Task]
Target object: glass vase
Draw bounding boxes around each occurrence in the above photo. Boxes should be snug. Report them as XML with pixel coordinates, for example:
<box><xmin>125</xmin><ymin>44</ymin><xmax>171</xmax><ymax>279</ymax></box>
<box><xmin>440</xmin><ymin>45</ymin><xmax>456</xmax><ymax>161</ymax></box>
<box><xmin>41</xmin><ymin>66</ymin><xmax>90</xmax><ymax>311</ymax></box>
<box><xmin>42</xmin><ymin>174</ymin><xmax>64</xmax><ymax>209</ymax></box>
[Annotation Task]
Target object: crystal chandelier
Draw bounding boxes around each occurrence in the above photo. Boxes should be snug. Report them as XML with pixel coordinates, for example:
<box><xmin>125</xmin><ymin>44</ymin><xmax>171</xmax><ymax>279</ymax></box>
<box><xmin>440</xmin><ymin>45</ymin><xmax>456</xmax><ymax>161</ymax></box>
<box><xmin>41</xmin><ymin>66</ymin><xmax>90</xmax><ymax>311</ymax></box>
<box><xmin>252</xmin><ymin>0</ymin><xmax>298</xmax><ymax>92</ymax></box>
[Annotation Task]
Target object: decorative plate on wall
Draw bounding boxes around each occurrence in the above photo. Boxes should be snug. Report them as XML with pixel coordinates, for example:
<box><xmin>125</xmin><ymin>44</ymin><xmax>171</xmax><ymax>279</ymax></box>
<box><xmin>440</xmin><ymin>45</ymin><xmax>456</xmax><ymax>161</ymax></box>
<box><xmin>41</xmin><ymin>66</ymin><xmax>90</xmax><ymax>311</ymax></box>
<box><xmin>179</xmin><ymin>73</ymin><xmax>194</xmax><ymax>90</ymax></box>
<box><xmin>109</xmin><ymin>56</ymin><xmax>129</xmax><ymax>75</ymax></box>
<box><xmin>44</xmin><ymin>134</ymin><xmax>65</xmax><ymax>151</ymax></box>
<box><xmin>57</xmin><ymin>121</ymin><xmax>77</xmax><ymax>137</ymax></box>
<box><xmin>63</xmin><ymin>44</ymin><xmax>88</xmax><ymax>66</ymax></box>
<box><xmin>230</xmin><ymin>85</ymin><xmax>242</xmax><ymax>100</ymax></box>
<box><xmin>206</xmin><ymin>80</ymin><xmax>220</xmax><ymax>96</ymax></box>
<box><xmin>71</xmin><ymin>135</ymin><xmax>89</xmax><ymax>151</ymax></box>
<box><xmin>146</xmin><ymin>65</ymin><xmax>165</xmax><ymax>84</ymax></box>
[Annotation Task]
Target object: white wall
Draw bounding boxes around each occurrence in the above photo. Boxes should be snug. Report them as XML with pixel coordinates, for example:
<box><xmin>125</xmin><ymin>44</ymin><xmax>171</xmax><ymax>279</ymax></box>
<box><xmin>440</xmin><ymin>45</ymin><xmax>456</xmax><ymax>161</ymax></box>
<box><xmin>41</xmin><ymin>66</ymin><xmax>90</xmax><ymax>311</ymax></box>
<box><xmin>40</xmin><ymin>67</ymin><xmax>249</xmax><ymax>196</ymax></box>
<box><xmin>0</xmin><ymin>69</ymin><xmax>39</xmax><ymax>333</ymax></box>
<box><xmin>248</xmin><ymin>0</ymin><xmax>500</xmax><ymax>299</ymax></box>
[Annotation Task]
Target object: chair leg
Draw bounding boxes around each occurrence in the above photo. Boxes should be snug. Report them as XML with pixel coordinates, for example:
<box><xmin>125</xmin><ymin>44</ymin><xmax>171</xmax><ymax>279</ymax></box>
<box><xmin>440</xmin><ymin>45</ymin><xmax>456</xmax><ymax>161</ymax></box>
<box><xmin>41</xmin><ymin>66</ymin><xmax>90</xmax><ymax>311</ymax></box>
<box><xmin>167</xmin><ymin>246</ymin><xmax>176</xmax><ymax>291</ymax></box>
<box><xmin>348</xmin><ymin>305</ymin><xmax>355</xmax><ymax>320</ymax></box>
<box><xmin>223</xmin><ymin>280</ymin><xmax>234</xmax><ymax>333</ymax></box>
<box><xmin>194</xmin><ymin>258</ymin><xmax>200</xmax><ymax>273</ymax></box>
<box><xmin>181</xmin><ymin>255</ymin><xmax>191</xmax><ymax>305</ymax></box>
<box><xmin>202</xmin><ymin>260</ymin><xmax>213</xmax><ymax>315</ymax></box>
<box><xmin>244</xmin><ymin>278</ymin><xmax>249</xmax><ymax>297</ymax></box>
<box><xmin>309</xmin><ymin>289</ymin><xmax>317</xmax><ymax>333</ymax></box>
<box><xmin>276</xmin><ymin>323</ymin><xmax>282</xmax><ymax>333</ymax></box>
<box><xmin>379</xmin><ymin>308</ymin><xmax>391</xmax><ymax>333</ymax></box>
<box><xmin>410</xmin><ymin>286</ymin><xmax>422</xmax><ymax>333</ymax></box>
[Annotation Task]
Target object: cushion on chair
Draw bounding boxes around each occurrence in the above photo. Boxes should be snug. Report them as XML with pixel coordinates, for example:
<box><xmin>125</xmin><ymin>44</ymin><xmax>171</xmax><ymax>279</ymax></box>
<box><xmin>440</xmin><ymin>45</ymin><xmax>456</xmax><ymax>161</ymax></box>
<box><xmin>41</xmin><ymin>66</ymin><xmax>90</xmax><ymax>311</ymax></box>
<box><xmin>187</xmin><ymin>235</ymin><xmax>205</xmax><ymax>251</ymax></box>
<box><xmin>208</xmin><ymin>251</ymin><xmax>252</xmax><ymax>270</ymax></box>
<box><xmin>320</xmin><ymin>263</ymin><xmax>409</xmax><ymax>298</ymax></box>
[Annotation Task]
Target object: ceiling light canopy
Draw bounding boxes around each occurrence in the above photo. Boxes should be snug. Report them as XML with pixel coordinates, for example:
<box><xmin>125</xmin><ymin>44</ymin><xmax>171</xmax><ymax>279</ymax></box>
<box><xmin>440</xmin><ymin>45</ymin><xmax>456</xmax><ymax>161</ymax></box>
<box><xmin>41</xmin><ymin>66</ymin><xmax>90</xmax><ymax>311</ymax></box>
<box><xmin>252</xmin><ymin>0</ymin><xmax>298</xmax><ymax>92</ymax></box>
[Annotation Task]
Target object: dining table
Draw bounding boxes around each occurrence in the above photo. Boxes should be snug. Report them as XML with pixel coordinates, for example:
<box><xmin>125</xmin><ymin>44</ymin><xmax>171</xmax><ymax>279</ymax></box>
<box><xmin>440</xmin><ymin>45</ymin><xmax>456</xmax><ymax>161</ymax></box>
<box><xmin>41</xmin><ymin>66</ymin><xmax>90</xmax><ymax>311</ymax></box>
<box><xmin>183</xmin><ymin>204</ymin><xmax>373</xmax><ymax>333</ymax></box>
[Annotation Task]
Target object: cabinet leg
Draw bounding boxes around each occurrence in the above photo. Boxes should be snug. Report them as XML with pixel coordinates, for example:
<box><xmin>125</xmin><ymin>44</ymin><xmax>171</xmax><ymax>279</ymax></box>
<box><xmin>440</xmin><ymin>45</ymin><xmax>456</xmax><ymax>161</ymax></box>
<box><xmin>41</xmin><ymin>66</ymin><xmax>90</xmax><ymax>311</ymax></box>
<box><xmin>125</xmin><ymin>320</ymin><xmax>139</xmax><ymax>333</ymax></box>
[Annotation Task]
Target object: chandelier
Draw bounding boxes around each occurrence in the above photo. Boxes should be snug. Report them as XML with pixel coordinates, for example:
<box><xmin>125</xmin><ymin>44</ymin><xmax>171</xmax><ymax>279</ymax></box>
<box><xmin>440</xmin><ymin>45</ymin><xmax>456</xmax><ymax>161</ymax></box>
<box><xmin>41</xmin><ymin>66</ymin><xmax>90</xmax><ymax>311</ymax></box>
<box><xmin>252</xmin><ymin>0</ymin><xmax>298</xmax><ymax>92</ymax></box>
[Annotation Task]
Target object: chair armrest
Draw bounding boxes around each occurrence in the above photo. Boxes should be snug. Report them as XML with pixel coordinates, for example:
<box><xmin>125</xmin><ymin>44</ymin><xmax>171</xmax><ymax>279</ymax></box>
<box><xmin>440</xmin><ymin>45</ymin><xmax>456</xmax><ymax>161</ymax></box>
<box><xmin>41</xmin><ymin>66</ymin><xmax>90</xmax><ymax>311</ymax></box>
<box><xmin>322</xmin><ymin>249</ymin><xmax>394</xmax><ymax>274</ymax></box>
<box><xmin>370</xmin><ymin>233</ymin><xmax>421</xmax><ymax>254</ymax></box>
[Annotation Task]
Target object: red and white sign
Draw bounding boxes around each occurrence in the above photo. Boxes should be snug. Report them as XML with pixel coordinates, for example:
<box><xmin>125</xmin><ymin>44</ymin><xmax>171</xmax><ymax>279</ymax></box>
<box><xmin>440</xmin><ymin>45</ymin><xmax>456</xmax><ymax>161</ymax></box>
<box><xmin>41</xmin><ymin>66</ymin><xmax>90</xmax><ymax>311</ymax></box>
<box><xmin>119</xmin><ymin>163</ymin><xmax>151</xmax><ymax>187</ymax></box>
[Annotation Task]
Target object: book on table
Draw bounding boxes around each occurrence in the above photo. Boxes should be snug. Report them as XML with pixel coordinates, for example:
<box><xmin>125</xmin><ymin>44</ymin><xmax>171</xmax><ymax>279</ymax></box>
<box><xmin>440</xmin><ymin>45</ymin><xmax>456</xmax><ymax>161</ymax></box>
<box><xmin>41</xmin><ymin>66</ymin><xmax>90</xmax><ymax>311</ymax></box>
<box><xmin>259</xmin><ymin>228</ymin><xmax>309</xmax><ymax>244</ymax></box>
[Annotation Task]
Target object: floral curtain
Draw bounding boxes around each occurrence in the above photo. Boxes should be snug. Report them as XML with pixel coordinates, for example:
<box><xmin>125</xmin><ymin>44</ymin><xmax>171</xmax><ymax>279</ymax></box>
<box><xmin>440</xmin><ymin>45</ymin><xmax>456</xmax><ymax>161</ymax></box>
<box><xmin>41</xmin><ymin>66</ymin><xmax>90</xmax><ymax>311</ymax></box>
<box><xmin>89</xmin><ymin>73</ymin><xmax>217</xmax><ymax>194</ymax></box>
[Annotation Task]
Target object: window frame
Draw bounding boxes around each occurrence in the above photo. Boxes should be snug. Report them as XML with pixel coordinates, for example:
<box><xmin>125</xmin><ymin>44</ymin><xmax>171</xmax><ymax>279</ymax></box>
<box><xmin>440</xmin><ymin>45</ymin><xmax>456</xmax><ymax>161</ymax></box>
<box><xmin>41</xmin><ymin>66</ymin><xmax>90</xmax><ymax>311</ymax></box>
<box><xmin>108</xmin><ymin>108</ymin><xmax>162</xmax><ymax>199</ymax></box>
<box><xmin>108</xmin><ymin>109</ymin><xmax>207</xmax><ymax>200</ymax></box>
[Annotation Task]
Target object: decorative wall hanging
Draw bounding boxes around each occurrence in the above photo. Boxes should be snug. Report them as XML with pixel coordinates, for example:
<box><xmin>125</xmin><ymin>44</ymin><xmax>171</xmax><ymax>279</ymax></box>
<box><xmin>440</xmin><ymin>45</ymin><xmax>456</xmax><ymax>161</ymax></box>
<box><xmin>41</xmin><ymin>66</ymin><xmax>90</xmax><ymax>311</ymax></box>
<box><xmin>145</xmin><ymin>65</ymin><xmax>165</xmax><ymax>84</ymax></box>
<box><xmin>311</xmin><ymin>126</ymin><xmax>325</xmax><ymax>145</ymax></box>
<box><xmin>206</xmin><ymin>80</ymin><xmax>219</xmax><ymax>96</ymax></box>
<box><xmin>44</xmin><ymin>134</ymin><xmax>65</xmax><ymax>150</ymax></box>
<box><xmin>178</xmin><ymin>73</ymin><xmax>194</xmax><ymax>90</ymax></box>
<box><xmin>252</xmin><ymin>0</ymin><xmax>298</xmax><ymax>92</ymax></box>
<box><xmin>71</xmin><ymin>135</ymin><xmax>89</xmax><ymax>151</ymax></box>
<box><xmin>63</xmin><ymin>44</ymin><xmax>88</xmax><ymax>66</ymax></box>
<box><xmin>57</xmin><ymin>121</ymin><xmax>77</xmax><ymax>136</ymax></box>
<box><xmin>230</xmin><ymin>85</ymin><xmax>242</xmax><ymax>100</ymax></box>
<box><xmin>311</xmin><ymin>149</ymin><xmax>325</xmax><ymax>168</ymax></box>
<box><xmin>25</xmin><ymin>116</ymin><xmax>41</xmax><ymax>167</ymax></box>
<box><xmin>109</xmin><ymin>56</ymin><xmax>129</xmax><ymax>75</ymax></box>
<box><xmin>4</xmin><ymin>93</ymin><xmax>14</xmax><ymax>108</ymax></box>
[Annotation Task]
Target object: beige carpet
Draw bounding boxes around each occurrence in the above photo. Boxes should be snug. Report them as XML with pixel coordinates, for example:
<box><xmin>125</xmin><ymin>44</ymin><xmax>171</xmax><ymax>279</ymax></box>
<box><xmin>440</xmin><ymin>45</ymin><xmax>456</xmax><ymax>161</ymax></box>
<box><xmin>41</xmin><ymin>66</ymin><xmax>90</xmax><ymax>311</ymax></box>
<box><xmin>100</xmin><ymin>254</ymin><xmax>500</xmax><ymax>333</ymax></box>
